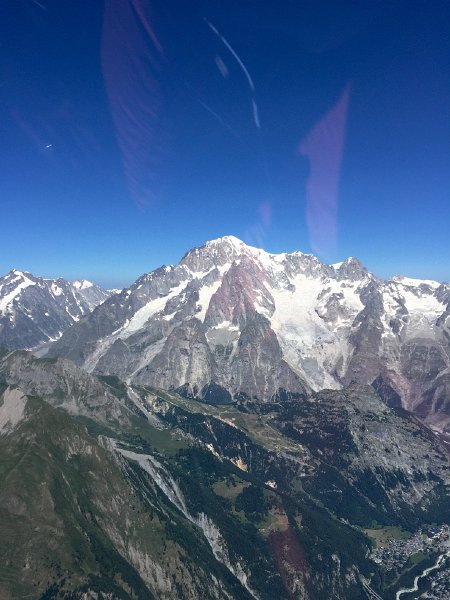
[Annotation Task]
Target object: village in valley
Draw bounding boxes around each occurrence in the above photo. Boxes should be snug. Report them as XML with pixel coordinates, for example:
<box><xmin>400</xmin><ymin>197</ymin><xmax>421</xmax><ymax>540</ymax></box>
<box><xmin>369</xmin><ymin>525</ymin><xmax>450</xmax><ymax>599</ymax></box>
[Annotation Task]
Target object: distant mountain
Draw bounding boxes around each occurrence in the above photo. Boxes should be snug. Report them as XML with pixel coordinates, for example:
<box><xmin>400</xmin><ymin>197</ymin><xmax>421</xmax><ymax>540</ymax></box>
<box><xmin>45</xmin><ymin>236</ymin><xmax>450</xmax><ymax>432</ymax></box>
<box><xmin>0</xmin><ymin>269</ymin><xmax>115</xmax><ymax>350</ymax></box>
<box><xmin>1</xmin><ymin>349</ymin><xmax>450</xmax><ymax>599</ymax></box>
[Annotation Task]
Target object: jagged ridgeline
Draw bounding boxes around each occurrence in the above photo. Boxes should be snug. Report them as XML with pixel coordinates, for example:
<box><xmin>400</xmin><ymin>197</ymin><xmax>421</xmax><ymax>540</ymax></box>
<box><xmin>0</xmin><ymin>269</ymin><xmax>114</xmax><ymax>350</ymax></box>
<box><xmin>1</xmin><ymin>350</ymin><xmax>450</xmax><ymax>599</ymax></box>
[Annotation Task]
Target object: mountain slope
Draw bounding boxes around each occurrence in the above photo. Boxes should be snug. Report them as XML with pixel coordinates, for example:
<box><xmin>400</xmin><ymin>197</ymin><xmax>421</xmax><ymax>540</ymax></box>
<box><xmin>0</xmin><ymin>354</ymin><xmax>370</xmax><ymax>599</ymax></box>
<box><xmin>1</xmin><ymin>353</ymin><xmax>450</xmax><ymax>598</ymax></box>
<box><xmin>46</xmin><ymin>236</ymin><xmax>450</xmax><ymax>430</ymax></box>
<box><xmin>0</xmin><ymin>269</ymin><xmax>114</xmax><ymax>350</ymax></box>
<box><xmin>0</xmin><ymin>388</ymin><xmax>254</xmax><ymax>600</ymax></box>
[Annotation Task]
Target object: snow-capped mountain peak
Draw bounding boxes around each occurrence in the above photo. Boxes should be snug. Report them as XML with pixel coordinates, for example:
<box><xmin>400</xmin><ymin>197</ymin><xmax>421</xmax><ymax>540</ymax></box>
<box><xmin>332</xmin><ymin>256</ymin><xmax>370</xmax><ymax>282</ymax></box>
<box><xmin>44</xmin><ymin>236</ymin><xmax>450</xmax><ymax>433</ymax></box>
<box><xmin>10</xmin><ymin>268</ymin><xmax>27</xmax><ymax>277</ymax></box>
<box><xmin>206</xmin><ymin>234</ymin><xmax>246</xmax><ymax>250</ymax></box>
<box><xmin>180</xmin><ymin>236</ymin><xmax>375</xmax><ymax>286</ymax></box>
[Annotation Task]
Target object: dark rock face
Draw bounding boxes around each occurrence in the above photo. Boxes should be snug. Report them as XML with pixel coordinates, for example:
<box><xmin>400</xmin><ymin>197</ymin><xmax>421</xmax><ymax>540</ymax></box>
<box><xmin>205</xmin><ymin>258</ymin><xmax>274</xmax><ymax>328</ymax></box>
<box><xmin>95</xmin><ymin>338</ymin><xmax>136</xmax><ymax>380</ymax></box>
<box><xmin>199</xmin><ymin>382</ymin><xmax>233</xmax><ymax>405</ymax></box>
<box><xmin>371</xmin><ymin>375</ymin><xmax>403</xmax><ymax>408</ymax></box>
<box><xmin>401</xmin><ymin>340</ymin><xmax>448</xmax><ymax>384</ymax></box>
<box><xmin>345</xmin><ymin>283</ymin><xmax>385</xmax><ymax>385</ymax></box>
<box><xmin>47</xmin><ymin>263</ymin><xmax>192</xmax><ymax>364</ymax></box>
<box><xmin>334</xmin><ymin>256</ymin><xmax>369</xmax><ymax>282</ymax></box>
<box><xmin>0</xmin><ymin>269</ymin><xmax>112</xmax><ymax>350</ymax></box>
<box><xmin>44</xmin><ymin>237</ymin><xmax>450</xmax><ymax>429</ymax></box>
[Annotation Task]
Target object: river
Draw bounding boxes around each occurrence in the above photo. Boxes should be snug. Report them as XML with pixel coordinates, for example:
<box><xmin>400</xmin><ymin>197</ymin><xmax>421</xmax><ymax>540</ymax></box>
<box><xmin>395</xmin><ymin>552</ymin><xmax>448</xmax><ymax>600</ymax></box>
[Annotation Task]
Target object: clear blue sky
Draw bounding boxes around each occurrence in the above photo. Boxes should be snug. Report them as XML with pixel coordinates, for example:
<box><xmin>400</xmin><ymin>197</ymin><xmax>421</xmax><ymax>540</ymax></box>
<box><xmin>2</xmin><ymin>0</ymin><xmax>450</xmax><ymax>288</ymax></box>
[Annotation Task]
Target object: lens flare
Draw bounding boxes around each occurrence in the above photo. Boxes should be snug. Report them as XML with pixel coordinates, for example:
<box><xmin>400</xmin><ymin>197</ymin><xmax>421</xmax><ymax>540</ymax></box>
<box><xmin>299</xmin><ymin>85</ymin><xmax>351</xmax><ymax>257</ymax></box>
<box><xmin>102</xmin><ymin>0</ymin><xmax>164</xmax><ymax>209</ymax></box>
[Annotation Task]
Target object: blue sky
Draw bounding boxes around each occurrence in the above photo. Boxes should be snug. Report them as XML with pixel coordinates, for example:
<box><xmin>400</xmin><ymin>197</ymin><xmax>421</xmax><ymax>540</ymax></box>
<box><xmin>2</xmin><ymin>0</ymin><xmax>450</xmax><ymax>288</ymax></box>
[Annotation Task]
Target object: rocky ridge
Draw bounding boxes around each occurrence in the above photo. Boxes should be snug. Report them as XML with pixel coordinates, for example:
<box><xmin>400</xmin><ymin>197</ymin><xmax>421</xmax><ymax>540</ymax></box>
<box><xmin>0</xmin><ymin>269</ymin><xmax>114</xmax><ymax>349</ymax></box>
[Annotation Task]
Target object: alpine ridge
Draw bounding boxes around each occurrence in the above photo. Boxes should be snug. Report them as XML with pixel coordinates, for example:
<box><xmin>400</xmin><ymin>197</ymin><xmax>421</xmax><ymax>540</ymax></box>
<box><xmin>0</xmin><ymin>269</ymin><xmax>114</xmax><ymax>350</ymax></box>
<box><xmin>43</xmin><ymin>236</ymin><xmax>450</xmax><ymax>433</ymax></box>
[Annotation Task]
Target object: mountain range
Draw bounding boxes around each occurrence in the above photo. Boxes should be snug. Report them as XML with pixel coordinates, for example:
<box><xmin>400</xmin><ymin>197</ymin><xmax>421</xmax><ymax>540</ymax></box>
<box><xmin>1</xmin><ymin>237</ymin><xmax>450</xmax><ymax>599</ymax></box>
<box><xmin>37</xmin><ymin>235</ymin><xmax>450</xmax><ymax>435</ymax></box>
<box><xmin>0</xmin><ymin>269</ymin><xmax>113</xmax><ymax>350</ymax></box>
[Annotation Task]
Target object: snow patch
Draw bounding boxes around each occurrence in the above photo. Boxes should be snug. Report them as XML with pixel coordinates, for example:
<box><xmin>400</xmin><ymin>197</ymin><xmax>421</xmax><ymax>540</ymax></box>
<box><xmin>51</xmin><ymin>283</ymin><xmax>63</xmax><ymax>296</ymax></box>
<box><xmin>391</xmin><ymin>275</ymin><xmax>441</xmax><ymax>288</ymax></box>
<box><xmin>196</xmin><ymin>279</ymin><xmax>223</xmax><ymax>321</ymax></box>
<box><xmin>123</xmin><ymin>280</ymin><xmax>188</xmax><ymax>336</ymax></box>
<box><xmin>0</xmin><ymin>274</ymin><xmax>36</xmax><ymax>313</ymax></box>
<box><xmin>385</xmin><ymin>280</ymin><xmax>445</xmax><ymax>338</ymax></box>
<box><xmin>72</xmin><ymin>279</ymin><xmax>94</xmax><ymax>290</ymax></box>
